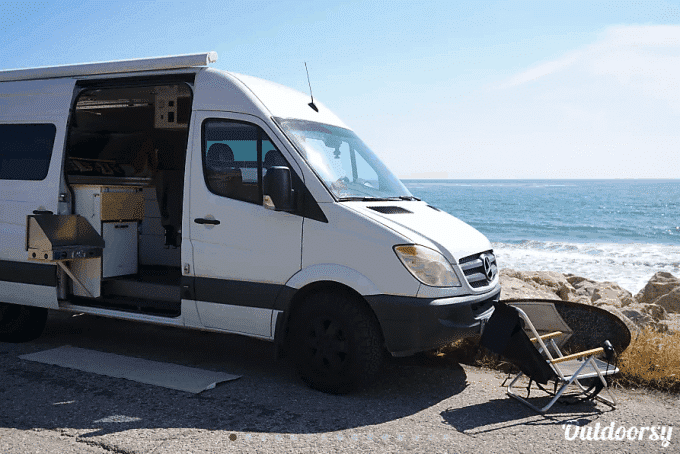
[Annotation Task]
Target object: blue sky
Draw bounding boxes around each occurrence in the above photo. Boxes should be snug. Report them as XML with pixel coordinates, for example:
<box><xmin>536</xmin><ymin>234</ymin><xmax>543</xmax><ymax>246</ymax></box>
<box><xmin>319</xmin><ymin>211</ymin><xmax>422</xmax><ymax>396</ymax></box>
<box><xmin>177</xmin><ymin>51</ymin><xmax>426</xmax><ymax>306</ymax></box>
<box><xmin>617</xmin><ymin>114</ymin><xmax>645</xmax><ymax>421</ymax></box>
<box><xmin>1</xmin><ymin>0</ymin><xmax>679</xmax><ymax>178</ymax></box>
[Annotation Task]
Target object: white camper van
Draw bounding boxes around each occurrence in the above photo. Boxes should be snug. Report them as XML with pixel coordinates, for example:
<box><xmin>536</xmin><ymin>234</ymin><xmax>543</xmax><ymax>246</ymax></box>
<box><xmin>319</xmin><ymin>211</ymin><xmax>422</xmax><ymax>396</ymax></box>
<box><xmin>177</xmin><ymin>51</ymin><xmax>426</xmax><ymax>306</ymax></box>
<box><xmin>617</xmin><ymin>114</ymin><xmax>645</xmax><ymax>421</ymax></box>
<box><xmin>0</xmin><ymin>53</ymin><xmax>499</xmax><ymax>393</ymax></box>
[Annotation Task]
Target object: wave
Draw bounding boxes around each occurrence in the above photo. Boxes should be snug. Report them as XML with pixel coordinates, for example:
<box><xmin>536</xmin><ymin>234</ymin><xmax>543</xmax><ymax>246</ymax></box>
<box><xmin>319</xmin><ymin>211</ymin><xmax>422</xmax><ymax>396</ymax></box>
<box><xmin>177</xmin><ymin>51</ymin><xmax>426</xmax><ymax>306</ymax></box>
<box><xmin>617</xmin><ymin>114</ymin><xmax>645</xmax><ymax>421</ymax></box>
<box><xmin>493</xmin><ymin>240</ymin><xmax>680</xmax><ymax>293</ymax></box>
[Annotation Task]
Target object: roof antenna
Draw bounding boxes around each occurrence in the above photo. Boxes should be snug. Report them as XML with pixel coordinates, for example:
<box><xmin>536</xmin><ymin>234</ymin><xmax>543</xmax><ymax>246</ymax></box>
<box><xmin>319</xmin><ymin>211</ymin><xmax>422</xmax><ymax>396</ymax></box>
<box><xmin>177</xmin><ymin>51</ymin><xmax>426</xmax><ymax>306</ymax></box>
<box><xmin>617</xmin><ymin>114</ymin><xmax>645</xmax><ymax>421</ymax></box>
<box><xmin>304</xmin><ymin>62</ymin><xmax>319</xmax><ymax>112</ymax></box>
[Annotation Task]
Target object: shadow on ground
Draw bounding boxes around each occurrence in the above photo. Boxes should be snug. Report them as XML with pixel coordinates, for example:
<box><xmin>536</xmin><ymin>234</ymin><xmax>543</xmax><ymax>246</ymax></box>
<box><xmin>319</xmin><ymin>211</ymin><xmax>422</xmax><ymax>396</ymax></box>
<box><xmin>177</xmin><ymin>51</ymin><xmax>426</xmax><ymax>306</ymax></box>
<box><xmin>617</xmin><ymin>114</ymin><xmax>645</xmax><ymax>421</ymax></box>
<box><xmin>442</xmin><ymin>395</ymin><xmax>613</xmax><ymax>436</ymax></box>
<box><xmin>0</xmin><ymin>311</ymin><xmax>478</xmax><ymax>438</ymax></box>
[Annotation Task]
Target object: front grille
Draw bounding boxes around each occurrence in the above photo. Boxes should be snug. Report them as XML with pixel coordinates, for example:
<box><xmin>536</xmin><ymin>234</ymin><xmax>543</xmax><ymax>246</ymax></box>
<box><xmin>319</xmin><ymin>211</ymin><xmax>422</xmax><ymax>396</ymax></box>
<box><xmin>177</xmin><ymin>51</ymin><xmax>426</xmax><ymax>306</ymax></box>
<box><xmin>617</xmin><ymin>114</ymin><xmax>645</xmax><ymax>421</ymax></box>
<box><xmin>458</xmin><ymin>250</ymin><xmax>497</xmax><ymax>288</ymax></box>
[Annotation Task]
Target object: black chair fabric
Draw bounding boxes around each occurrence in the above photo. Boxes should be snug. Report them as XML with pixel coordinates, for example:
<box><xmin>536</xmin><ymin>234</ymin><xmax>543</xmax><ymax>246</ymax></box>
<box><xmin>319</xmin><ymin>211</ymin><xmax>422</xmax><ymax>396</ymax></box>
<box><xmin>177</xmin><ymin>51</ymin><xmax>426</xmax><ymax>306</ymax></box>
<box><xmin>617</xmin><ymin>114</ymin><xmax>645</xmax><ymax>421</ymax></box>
<box><xmin>480</xmin><ymin>302</ymin><xmax>556</xmax><ymax>384</ymax></box>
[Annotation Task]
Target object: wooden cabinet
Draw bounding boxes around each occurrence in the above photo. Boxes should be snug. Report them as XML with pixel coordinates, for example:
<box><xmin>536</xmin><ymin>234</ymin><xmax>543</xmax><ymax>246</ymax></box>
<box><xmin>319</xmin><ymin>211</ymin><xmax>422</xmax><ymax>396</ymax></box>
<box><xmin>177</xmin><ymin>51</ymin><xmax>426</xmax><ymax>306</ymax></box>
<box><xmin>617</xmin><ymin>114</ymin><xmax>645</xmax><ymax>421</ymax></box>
<box><xmin>71</xmin><ymin>185</ymin><xmax>144</xmax><ymax>296</ymax></box>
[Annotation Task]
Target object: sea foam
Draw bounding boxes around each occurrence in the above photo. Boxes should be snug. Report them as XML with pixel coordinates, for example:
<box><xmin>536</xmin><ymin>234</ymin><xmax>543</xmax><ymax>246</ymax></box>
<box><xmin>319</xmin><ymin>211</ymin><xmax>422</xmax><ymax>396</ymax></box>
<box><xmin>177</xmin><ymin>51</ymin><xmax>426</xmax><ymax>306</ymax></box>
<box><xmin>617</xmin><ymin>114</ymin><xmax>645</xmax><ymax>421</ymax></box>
<box><xmin>494</xmin><ymin>240</ymin><xmax>680</xmax><ymax>293</ymax></box>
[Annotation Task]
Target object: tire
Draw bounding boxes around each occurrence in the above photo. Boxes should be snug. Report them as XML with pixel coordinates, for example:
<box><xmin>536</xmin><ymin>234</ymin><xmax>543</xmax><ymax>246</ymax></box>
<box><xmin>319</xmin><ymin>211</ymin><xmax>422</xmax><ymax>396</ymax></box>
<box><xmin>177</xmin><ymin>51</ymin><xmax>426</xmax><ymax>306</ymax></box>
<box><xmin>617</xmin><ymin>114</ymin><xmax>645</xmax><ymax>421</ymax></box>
<box><xmin>0</xmin><ymin>303</ymin><xmax>48</xmax><ymax>343</ymax></box>
<box><xmin>289</xmin><ymin>292</ymin><xmax>384</xmax><ymax>394</ymax></box>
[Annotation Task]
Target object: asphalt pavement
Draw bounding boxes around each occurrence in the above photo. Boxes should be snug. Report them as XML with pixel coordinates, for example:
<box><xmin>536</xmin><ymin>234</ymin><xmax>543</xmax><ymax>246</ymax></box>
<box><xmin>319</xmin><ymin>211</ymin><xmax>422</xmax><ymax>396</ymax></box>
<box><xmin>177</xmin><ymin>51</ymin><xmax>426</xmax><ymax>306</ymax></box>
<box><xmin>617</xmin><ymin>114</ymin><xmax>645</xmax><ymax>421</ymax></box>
<box><xmin>0</xmin><ymin>311</ymin><xmax>677</xmax><ymax>453</ymax></box>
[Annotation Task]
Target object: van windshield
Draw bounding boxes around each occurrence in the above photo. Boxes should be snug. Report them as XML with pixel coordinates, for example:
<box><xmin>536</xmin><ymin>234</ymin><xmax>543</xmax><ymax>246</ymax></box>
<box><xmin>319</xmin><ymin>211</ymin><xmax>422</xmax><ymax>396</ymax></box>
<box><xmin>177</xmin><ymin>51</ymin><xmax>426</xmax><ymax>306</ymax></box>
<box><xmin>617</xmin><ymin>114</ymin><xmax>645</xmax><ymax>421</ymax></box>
<box><xmin>274</xmin><ymin>118</ymin><xmax>413</xmax><ymax>200</ymax></box>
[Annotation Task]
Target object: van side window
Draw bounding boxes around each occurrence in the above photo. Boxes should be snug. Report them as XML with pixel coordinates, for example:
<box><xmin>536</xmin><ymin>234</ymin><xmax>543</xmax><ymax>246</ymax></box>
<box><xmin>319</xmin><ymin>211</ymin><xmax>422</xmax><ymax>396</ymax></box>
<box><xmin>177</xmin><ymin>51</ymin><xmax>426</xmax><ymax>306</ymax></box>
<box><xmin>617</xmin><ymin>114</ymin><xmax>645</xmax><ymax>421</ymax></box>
<box><xmin>202</xmin><ymin>119</ymin><xmax>288</xmax><ymax>205</ymax></box>
<box><xmin>0</xmin><ymin>124</ymin><xmax>56</xmax><ymax>180</ymax></box>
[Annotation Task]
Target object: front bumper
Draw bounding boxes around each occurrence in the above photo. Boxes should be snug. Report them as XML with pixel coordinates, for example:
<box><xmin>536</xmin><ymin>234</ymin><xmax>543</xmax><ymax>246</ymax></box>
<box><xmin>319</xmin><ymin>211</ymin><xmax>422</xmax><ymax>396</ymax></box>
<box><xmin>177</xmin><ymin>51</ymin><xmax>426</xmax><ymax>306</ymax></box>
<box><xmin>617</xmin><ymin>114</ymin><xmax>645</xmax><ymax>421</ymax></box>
<box><xmin>366</xmin><ymin>285</ymin><xmax>500</xmax><ymax>356</ymax></box>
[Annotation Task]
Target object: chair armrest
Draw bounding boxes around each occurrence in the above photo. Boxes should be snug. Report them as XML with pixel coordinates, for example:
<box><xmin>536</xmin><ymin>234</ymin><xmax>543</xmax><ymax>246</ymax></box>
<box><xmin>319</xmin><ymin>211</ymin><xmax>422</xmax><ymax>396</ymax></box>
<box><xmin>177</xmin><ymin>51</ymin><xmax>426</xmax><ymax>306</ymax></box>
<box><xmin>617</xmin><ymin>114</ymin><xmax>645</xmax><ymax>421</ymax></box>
<box><xmin>550</xmin><ymin>347</ymin><xmax>604</xmax><ymax>364</ymax></box>
<box><xmin>529</xmin><ymin>331</ymin><xmax>563</xmax><ymax>343</ymax></box>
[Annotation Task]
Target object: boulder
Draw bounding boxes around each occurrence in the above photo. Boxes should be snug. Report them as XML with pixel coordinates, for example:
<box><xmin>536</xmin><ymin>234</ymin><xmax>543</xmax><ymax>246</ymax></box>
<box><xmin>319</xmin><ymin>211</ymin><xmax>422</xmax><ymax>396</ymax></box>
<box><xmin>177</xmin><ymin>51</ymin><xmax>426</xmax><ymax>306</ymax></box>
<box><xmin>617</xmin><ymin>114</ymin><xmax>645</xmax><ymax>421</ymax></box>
<box><xmin>500</xmin><ymin>269</ymin><xmax>645</xmax><ymax>338</ymax></box>
<box><xmin>650</xmin><ymin>287</ymin><xmax>680</xmax><ymax>314</ymax></box>
<box><xmin>501</xmin><ymin>270</ymin><xmax>573</xmax><ymax>300</ymax></box>
<box><xmin>658</xmin><ymin>313</ymin><xmax>680</xmax><ymax>334</ymax></box>
<box><xmin>566</xmin><ymin>275</ymin><xmax>599</xmax><ymax>300</ymax></box>
<box><xmin>499</xmin><ymin>273</ymin><xmax>560</xmax><ymax>300</ymax></box>
<box><xmin>499</xmin><ymin>269</ymin><xmax>680</xmax><ymax>337</ymax></box>
<box><xmin>638</xmin><ymin>303</ymin><xmax>667</xmax><ymax>321</ymax></box>
<box><xmin>635</xmin><ymin>272</ymin><xmax>680</xmax><ymax>305</ymax></box>
<box><xmin>620</xmin><ymin>306</ymin><xmax>656</xmax><ymax>329</ymax></box>
<box><xmin>566</xmin><ymin>274</ymin><xmax>634</xmax><ymax>307</ymax></box>
<box><xmin>591</xmin><ymin>286</ymin><xmax>634</xmax><ymax>307</ymax></box>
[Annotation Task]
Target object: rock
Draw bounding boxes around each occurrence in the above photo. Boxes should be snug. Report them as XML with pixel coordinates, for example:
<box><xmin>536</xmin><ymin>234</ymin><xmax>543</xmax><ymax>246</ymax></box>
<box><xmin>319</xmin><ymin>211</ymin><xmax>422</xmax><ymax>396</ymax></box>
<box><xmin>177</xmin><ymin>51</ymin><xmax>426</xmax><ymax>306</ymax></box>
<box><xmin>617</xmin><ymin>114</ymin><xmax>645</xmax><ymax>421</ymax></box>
<box><xmin>634</xmin><ymin>272</ymin><xmax>680</xmax><ymax>314</ymax></box>
<box><xmin>499</xmin><ymin>274</ymin><xmax>560</xmax><ymax>300</ymax></box>
<box><xmin>635</xmin><ymin>271</ymin><xmax>680</xmax><ymax>305</ymax></box>
<box><xmin>620</xmin><ymin>307</ymin><xmax>655</xmax><ymax>330</ymax></box>
<box><xmin>658</xmin><ymin>313</ymin><xmax>680</xmax><ymax>334</ymax></box>
<box><xmin>501</xmin><ymin>270</ymin><xmax>573</xmax><ymax>301</ymax></box>
<box><xmin>651</xmin><ymin>287</ymin><xmax>680</xmax><ymax>314</ymax></box>
<box><xmin>610</xmin><ymin>302</ymin><xmax>664</xmax><ymax>322</ymax></box>
<box><xmin>566</xmin><ymin>274</ymin><xmax>634</xmax><ymax>307</ymax></box>
<box><xmin>642</xmin><ymin>303</ymin><xmax>667</xmax><ymax>321</ymax></box>
<box><xmin>499</xmin><ymin>268</ymin><xmax>680</xmax><ymax>338</ymax></box>
<box><xmin>567</xmin><ymin>275</ymin><xmax>599</xmax><ymax>299</ymax></box>
<box><xmin>501</xmin><ymin>269</ymin><xmax>635</xmax><ymax>309</ymax></box>
<box><xmin>592</xmin><ymin>286</ymin><xmax>634</xmax><ymax>307</ymax></box>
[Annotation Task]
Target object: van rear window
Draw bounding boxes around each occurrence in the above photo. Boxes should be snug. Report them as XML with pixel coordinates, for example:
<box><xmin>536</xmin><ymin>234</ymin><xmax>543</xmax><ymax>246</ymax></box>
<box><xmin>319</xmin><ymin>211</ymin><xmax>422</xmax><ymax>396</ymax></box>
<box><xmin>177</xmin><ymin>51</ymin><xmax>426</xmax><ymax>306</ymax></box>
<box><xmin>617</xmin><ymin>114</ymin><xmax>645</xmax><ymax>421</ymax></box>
<box><xmin>0</xmin><ymin>124</ymin><xmax>56</xmax><ymax>180</ymax></box>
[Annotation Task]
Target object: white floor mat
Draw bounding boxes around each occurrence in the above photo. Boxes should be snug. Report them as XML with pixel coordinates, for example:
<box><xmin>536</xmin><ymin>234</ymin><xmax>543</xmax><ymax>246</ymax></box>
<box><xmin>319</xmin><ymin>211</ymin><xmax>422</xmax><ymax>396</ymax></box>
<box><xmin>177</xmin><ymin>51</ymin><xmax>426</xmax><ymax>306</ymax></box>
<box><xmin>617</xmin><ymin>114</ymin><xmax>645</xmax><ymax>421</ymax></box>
<box><xmin>19</xmin><ymin>346</ymin><xmax>240</xmax><ymax>393</ymax></box>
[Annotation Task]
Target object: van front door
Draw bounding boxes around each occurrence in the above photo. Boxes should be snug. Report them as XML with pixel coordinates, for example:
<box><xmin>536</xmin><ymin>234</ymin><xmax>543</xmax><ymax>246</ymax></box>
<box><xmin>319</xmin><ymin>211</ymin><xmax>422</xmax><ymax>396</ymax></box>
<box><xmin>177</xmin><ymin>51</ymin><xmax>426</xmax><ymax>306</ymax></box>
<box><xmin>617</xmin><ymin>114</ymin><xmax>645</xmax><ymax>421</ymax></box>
<box><xmin>187</xmin><ymin>112</ymin><xmax>303</xmax><ymax>338</ymax></box>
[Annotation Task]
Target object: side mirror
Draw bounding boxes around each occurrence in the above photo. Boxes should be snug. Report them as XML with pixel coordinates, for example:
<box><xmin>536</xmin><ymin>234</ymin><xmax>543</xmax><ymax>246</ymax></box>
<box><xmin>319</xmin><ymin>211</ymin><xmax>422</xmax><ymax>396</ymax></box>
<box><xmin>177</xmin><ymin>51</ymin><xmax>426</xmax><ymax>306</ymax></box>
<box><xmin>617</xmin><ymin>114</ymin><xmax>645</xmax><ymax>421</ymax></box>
<box><xmin>263</xmin><ymin>166</ymin><xmax>294</xmax><ymax>212</ymax></box>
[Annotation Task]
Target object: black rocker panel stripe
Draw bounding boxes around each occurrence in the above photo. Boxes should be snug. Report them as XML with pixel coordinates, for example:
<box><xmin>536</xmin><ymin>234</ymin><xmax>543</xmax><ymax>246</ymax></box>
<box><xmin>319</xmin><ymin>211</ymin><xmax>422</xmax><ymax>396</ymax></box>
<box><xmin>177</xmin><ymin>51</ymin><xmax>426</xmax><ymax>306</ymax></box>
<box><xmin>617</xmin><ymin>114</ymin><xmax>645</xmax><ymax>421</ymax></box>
<box><xmin>0</xmin><ymin>260</ymin><xmax>57</xmax><ymax>287</ymax></box>
<box><xmin>193</xmin><ymin>277</ymin><xmax>285</xmax><ymax>310</ymax></box>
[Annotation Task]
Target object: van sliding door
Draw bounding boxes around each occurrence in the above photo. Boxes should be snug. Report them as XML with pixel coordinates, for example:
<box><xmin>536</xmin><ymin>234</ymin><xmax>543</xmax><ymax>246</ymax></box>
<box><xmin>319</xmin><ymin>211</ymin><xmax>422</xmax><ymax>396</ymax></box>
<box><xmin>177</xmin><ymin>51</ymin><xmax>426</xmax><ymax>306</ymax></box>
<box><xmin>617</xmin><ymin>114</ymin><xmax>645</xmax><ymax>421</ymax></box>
<box><xmin>0</xmin><ymin>78</ymin><xmax>76</xmax><ymax>309</ymax></box>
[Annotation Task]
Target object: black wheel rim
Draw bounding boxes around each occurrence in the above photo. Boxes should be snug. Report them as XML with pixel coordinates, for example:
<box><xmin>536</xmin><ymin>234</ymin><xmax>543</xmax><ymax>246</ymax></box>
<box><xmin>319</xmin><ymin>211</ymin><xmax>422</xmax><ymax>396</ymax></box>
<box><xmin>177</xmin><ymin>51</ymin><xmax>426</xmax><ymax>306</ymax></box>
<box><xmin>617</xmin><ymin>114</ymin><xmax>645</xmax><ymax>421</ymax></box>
<box><xmin>0</xmin><ymin>303</ymin><xmax>20</xmax><ymax>329</ymax></box>
<box><xmin>304</xmin><ymin>316</ymin><xmax>349</xmax><ymax>373</ymax></box>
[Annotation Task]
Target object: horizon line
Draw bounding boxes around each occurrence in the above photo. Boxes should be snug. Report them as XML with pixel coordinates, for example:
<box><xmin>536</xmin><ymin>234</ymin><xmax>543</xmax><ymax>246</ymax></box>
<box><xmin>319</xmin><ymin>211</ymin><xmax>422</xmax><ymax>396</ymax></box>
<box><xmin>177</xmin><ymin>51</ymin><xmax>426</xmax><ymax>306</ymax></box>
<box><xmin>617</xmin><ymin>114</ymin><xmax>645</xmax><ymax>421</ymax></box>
<box><xmin>399</xmin><ymin>177</ymin><xmax>680</xmax><ymax>181</ymax></box>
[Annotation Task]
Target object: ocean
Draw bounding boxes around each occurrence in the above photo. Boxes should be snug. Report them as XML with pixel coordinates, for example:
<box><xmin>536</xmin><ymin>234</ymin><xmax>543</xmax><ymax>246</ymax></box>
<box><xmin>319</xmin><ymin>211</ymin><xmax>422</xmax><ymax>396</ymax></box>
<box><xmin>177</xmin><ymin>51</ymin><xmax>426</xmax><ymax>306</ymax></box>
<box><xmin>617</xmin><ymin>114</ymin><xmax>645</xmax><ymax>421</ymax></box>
<box><xmin>403</xmin><ymin>179</ymin><xmax>680</xmax><ymax>293</ymax></box>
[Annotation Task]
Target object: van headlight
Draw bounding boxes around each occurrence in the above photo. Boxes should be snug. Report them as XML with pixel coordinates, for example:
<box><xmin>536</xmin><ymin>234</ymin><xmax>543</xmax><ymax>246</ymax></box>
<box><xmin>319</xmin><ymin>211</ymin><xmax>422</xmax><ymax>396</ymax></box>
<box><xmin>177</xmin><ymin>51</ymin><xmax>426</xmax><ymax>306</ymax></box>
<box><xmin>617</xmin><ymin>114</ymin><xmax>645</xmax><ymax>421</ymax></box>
<box><xmin>394</xmin><ymin>245</ymin><xmax>461</xmax><ymax>287</ymax></box>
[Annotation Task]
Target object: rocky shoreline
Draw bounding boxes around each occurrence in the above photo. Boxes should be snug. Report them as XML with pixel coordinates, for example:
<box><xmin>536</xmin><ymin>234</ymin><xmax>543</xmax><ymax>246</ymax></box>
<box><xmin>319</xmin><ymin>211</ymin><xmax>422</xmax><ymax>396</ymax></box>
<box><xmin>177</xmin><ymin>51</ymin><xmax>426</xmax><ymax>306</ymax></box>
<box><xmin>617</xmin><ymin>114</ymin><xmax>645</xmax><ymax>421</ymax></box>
<box><xmin>500</xmin><ymin>269</ymin><xmax>680</xmax><ymax>335</ymax></box>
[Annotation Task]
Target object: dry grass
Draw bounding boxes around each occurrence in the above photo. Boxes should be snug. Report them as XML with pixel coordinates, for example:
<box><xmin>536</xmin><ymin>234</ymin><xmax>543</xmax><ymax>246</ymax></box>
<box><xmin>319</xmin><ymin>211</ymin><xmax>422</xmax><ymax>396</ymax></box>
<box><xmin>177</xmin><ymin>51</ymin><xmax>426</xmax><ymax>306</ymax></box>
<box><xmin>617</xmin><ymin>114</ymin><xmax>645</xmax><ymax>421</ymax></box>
<box><xmin>614</xmin><ymin>327</ymin><xmax>680</xmax><ymax>393</ymax></box>
<box><xmin>436</xmin><ymin>337</ymin><xmax>516</xmax><ymax>373</ymax></box>
<box><xmin>438</xmin><ymin>328</ymin><xmax>680</xmax><ymax>394</ymax></box>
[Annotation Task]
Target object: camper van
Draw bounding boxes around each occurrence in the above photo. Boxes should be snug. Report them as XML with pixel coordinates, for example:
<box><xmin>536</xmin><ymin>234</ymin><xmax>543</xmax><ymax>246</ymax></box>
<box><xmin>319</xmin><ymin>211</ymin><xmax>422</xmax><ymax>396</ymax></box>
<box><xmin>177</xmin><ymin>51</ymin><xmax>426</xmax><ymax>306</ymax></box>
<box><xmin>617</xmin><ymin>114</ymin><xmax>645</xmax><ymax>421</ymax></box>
<box><xmin>0</xmin><ymin>52</ymin><xmax>500</xmax><ymax>393</ymax></box>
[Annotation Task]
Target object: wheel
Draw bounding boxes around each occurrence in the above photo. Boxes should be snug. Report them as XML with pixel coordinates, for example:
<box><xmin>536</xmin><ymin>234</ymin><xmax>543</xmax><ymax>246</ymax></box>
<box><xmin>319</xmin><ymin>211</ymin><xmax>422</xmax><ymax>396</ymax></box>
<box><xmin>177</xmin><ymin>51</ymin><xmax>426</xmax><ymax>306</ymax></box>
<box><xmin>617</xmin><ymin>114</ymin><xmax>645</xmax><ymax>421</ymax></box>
<box><xmin>289</xmin><ymin>292</ymin><xmax>384</xmax><ymax>394</ymax></box>
<box><xmin>0</xmin><ymin>303</ymin><xmax>48</xmax><ymax>343</ymax></box>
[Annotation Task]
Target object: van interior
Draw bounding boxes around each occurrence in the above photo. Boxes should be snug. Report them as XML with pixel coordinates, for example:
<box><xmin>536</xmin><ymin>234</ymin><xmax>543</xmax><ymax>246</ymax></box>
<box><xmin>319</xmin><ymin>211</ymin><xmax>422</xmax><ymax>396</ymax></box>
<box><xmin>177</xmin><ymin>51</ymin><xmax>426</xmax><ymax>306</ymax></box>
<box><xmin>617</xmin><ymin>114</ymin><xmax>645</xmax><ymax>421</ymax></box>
<box><xmin>64</xmin><ymin>81</ymin><xmax>193</xmax><ymax>316</ymax></box>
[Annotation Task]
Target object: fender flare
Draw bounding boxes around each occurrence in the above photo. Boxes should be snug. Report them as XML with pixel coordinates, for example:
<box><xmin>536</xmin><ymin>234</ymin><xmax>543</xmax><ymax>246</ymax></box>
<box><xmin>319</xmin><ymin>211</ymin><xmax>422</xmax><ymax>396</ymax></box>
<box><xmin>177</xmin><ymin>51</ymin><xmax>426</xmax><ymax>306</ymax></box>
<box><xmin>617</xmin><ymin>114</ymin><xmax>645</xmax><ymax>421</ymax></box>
<box><xmin>272</xmin><ymin>264</ymin><xmax>381</xmax><ymax>355</ymax></box>
<box><xmin>284</xmin><ymin>263</ymin><xmax>380</xmax><ymax>296</ymax></box>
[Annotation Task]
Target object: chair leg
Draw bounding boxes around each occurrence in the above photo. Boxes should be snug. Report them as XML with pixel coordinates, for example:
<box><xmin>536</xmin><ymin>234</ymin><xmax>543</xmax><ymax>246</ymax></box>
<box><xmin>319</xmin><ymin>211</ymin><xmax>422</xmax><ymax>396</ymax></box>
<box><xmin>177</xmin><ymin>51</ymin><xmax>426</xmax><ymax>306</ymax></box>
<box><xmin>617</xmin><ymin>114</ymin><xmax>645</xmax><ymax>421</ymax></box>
<box><xmin>506</xmin><ymin>372</ymin><xmax>567</xmax><ymax>414</ymax></box>
<box><xmin>590</xmin><ymin>358</ymin><xmax>617</xmax><ymax>408</ymax></box>
<box><xmin>507</xmin><ymin>371</ymin><xmax>549</xmax><ymax>414</ymax></box>
<box><xmin>507</xmin><ymin>359</ymin><xmax>606</xmax><ymax>414</ymax></box>
<box><xmin>570</xmin><ymin>359</ymin><xmax>617</xmax><ymax>408</ymax></box>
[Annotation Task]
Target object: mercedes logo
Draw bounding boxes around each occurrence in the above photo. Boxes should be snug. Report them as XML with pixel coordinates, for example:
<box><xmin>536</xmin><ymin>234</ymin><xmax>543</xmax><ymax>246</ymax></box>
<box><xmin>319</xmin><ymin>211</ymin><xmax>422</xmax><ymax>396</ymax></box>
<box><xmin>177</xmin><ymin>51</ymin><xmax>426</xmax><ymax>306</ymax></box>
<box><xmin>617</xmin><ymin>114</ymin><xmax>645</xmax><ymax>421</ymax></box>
<box><xmin>482</xmin><ymin>254</ymin><xmax>495</xmax><ymax>281</ymax></box>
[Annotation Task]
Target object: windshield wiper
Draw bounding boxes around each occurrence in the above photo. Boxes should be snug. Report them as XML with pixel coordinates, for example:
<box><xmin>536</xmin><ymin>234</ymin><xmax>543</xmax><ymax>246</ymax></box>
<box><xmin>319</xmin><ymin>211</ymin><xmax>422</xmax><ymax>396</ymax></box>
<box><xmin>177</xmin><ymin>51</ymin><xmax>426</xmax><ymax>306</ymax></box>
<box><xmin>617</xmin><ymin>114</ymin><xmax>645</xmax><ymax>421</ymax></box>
<box><xmin>338</xmin><ymin>196</ymin><xmax>383</xmax><ymax>201</ymax></box>
<box><xmin>339</xmin><ymin>196</ymin><xmax>419</xmax><ymax>202</ymax></box>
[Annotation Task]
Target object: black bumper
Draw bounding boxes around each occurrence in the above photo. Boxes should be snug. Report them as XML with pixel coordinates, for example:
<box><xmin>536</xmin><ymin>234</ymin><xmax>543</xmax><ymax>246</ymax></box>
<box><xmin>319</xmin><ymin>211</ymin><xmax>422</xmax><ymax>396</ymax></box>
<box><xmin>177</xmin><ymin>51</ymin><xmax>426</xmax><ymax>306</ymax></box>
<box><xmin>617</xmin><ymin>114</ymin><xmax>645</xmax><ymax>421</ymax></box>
<box><xmin>366</xmin><ymin>287</ymin><xmax>500</xmax><ymax>356</ymax></box>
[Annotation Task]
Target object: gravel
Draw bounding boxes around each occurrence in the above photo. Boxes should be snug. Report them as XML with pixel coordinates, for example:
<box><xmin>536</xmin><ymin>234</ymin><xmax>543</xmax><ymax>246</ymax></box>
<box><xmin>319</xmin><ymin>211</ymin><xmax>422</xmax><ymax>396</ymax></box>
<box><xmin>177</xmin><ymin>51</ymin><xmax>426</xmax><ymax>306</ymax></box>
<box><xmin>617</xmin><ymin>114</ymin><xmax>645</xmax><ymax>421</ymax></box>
<box><xmin>1</xmin><ymin>311</ymin><xmax>677</xmax><ymax>453</ymax></box>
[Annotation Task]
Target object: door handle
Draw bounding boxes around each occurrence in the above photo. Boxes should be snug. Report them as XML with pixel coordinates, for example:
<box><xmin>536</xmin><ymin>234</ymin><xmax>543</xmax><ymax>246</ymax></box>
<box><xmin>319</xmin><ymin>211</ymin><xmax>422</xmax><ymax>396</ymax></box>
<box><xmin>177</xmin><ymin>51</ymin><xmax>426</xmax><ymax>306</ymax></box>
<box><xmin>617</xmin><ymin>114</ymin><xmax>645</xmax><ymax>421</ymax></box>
<box><xmin>194</xmin><ymin>218</ymin><xmax>220</xmax><ymax>225</ymax></box>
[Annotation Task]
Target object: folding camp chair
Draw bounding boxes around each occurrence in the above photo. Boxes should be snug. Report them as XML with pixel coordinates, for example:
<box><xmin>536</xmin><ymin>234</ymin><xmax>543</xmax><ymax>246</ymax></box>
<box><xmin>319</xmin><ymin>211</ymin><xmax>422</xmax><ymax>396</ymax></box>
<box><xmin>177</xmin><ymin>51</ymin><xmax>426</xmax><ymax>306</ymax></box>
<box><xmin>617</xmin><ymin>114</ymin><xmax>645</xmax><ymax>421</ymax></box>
<box><xmin>481</xmin><ymin>302</ymin><xmax>618</xmax><ymax>414</ymax></box>
<box><xmin>507</xmin><ymin>300</ymin><xmax>573</xmax><ymax>349</ymax></box>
